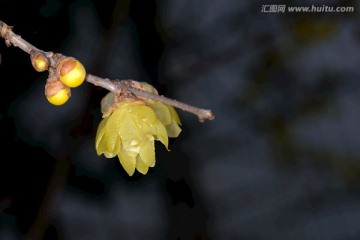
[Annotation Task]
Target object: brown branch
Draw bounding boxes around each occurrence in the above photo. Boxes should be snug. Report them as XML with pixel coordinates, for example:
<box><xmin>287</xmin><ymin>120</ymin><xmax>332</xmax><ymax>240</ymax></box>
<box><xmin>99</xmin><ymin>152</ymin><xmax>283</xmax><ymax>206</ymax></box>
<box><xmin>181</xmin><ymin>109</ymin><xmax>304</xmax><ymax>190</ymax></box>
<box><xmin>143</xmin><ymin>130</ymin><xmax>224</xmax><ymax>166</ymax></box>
<box><xmin>86</xmin><ymin>75</ymin><xmax>214</xmax><ymax>121</ymax></box>
<box><xmin>0</xmin><ymin>20</ymin><xmax>215</xmax><ymax>121</ymax></box>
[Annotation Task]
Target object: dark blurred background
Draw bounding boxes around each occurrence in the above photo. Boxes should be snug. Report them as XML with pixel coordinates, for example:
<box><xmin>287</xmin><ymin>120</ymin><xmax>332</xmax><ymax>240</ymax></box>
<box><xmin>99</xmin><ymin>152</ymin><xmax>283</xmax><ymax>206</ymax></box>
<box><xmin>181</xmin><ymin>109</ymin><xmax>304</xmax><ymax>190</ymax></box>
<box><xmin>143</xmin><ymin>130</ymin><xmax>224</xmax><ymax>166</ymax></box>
<box><xmin>0</xmin><ymin>0</ymin><xmax>360</xmax><ymax>239</ymax></box>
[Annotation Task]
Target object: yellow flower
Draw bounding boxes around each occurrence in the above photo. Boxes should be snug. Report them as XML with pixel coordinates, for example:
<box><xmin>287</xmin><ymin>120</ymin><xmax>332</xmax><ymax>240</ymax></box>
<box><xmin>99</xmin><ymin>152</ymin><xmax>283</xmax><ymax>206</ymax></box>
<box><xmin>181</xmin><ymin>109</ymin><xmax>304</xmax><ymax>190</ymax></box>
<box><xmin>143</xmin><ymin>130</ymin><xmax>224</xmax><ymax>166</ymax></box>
<box><xmin>95</xmin><ymin>82</ymin><xmax>182</xmax><ymax>176</ymax></box>
<box><xmin>96</xmin><ymin>101</ymin><xmax>170</xmax><ymax>176</ymax></box>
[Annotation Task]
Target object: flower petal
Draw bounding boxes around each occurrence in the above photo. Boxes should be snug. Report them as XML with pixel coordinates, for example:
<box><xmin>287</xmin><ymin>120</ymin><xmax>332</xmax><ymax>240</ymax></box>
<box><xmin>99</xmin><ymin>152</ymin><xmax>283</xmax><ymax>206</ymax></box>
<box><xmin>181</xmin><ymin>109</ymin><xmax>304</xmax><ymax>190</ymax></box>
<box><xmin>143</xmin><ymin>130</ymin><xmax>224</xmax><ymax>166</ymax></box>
<box><xmin>152</xmin><ymin>119</ymin><xmax>168</xmax><ymax>149</ymax></box>
<box><xmin>104</xmin><ymin>151</ymin><xmax>117</xmax><ymax>158</ymax></box>
<box><xmin>139</xmin><ymin>120</ymin><xmax>156</xmax><ymax>136</ymax></box>
<box><xmin>95</xmin><ymin>117</ymin><xmax>108</xmax><ymax>150</ymax></box>
<box><xmin>167</xmin><ymin>105</ymin><xmax>182</xmax><ymax>125</ymax></box>
<box><xmin>140</xmin><ymin>82</ymin><xmax>158</xmax><ymax>94</ymax></box>
<box><xmin>149</xmin><ymin>102</ymin><xmax>171</xmax><ymax>125</ymax></box>
<box><xmin>118</xmin><ymin>144</ymin><xmax>137</xmax><ymax>176</ymax></box>
<box><xmin>139</xmin><ymin>137</ymin><xmax>155</xmax><ymax>167</ymax></box>
<box><xmin>130</xmin><ymin>105</ymin><xmax>158</xmax><ymax>124</ymax></box>
<box><xmin>136</xmin><ymin>155</ymin><xmax>149</xmax><ymax>175</ymax></box>
<box><xmin>96</xmin><ymin>131</ymin><xmax>107</xmax><ymax>155</ymax></box>
<box><xmin>119</xmin><ymin>113</ymin><xmax>142</xmax><ymax>151</ymax></box>
<box><xmin>105</xmin><ymin>108</ymin><xmax>124</xmax><ymax>153</ymax></box>
<box><xmin>113</xmin><ymin>135</ymin><xmax>121</xmax><ymax>155</ymax></box>
<box><xmin>165</xmin><ymin>122</ymin><xmax>182</xmax><ymax>138</ymax></box>
<box><xmin>101</xmin><ymin>92</ymin><xmax>116</xmax><ymax>117</ymax></box>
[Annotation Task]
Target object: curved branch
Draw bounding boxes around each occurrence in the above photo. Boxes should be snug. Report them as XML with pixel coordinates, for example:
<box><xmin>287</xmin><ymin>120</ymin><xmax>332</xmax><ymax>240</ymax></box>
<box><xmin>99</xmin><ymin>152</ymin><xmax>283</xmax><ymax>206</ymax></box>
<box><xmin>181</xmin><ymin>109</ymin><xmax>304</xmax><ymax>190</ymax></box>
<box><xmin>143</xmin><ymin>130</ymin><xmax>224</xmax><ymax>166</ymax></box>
<box><xmin>0</xmin><ymin>20</ymin><xmax>215</xmax><ymax>121</ymax></box>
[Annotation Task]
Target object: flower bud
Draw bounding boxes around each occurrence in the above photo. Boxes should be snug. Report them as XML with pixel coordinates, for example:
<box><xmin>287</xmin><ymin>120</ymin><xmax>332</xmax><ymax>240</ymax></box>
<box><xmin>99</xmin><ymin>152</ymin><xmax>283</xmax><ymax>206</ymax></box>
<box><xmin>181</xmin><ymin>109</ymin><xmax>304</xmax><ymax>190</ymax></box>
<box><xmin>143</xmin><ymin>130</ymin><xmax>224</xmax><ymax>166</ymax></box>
<box><xmin>30</xmin><ymin>51</ymin><xmax>49</xmax><ymax>72</ymax></box>
<box><xmin>57</xmin><ymin>57</ymin><xmax>86</xmax><ymax>88</ymax></box>
<box><xmin>45</xmin><ymin>76</ymin><xmax>71</xmax><ymax>105</ymax></box>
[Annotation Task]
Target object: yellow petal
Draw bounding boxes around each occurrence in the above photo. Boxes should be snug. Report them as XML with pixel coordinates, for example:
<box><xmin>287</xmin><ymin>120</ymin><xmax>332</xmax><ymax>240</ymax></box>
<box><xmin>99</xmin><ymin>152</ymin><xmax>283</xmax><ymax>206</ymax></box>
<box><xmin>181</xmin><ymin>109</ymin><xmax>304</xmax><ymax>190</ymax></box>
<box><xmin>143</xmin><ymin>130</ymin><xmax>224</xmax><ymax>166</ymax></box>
<box><xmin>97</xmin><ymin>134</ymin><xmax>120</xmax><ymax>158</ymax></box>
<box><xmin>138</xmin><ymin>120</ymin><xmax>156</xmax><ymax>136</ymax></box>
<box><xmin>118</xmin><ymin>113</ymin><xmax>142</xmax><ymax>151</ymax></box>
<box><xmin>113</xmin><ymin>135</ymin><xmax>121</xmax><ymax>155</ymax></box>
<box><xmin>167</xmin><ymin>105</ymin><xmax>182</xmax><ymax>125</ymax></box>
<box><xmin>130</xmin><ymin>105</ymin><xmax>158</xmax><ymax>123</ymax></box>
<box><xmin>104</xmin><ymin>151</ymin><xmax>117</xmax><ymax>158</ymax></box>
<box><xmin>139</xmin><ymin>137</ymin><xmax>155</xmax><ymax>167</ymax></box>
<box><xmin>152</xmin><ymin>119</ymin><xmax>168</xmax><ymax>149</ymax></box>
<box><xmin>96</xmin><ymin>131</ymin><xmax>107</xmax><ymax>155</ymax></box>
<box><xmin>149</xmin><ymin>102</ymin><xmax>171</xmax><ymax>125</ymax></box>
<box><xmin>95</xmin><ymin>117</ymin><xmax>108</xmax><ymax>150</ymax></box>
<box><xmin>118</xmin><ymin>144</ymin><xmax>136</xmax><ymax>176</ymax></box>
<box><xmin>166</xmin><ymin>122</ymin><xmax>182</xmax><ymax>138</ymax></box>
<box><xmin>101</xmin><ymin>92</ymin><xmax>115</xmax><ymax>115</ymax></box>
<box><xmin>136</xmin><ymin>155</ymin><xmax>149</xmax><ymax>175</ymax></box>
<box><xmin>105</xmin><ymin>108</ymin><xmax>124</xmax><ymax>152</ymax></box>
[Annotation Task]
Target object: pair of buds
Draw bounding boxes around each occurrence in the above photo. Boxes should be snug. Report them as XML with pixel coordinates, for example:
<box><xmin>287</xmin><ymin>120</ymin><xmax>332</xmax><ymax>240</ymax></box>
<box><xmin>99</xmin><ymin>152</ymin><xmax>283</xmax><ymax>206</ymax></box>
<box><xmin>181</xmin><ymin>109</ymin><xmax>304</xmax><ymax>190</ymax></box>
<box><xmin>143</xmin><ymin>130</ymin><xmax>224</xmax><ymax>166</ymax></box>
<box><xmin>31</xmin><ymin>51</ymin><xmax>86</xmax><ymax>105</ymax></box>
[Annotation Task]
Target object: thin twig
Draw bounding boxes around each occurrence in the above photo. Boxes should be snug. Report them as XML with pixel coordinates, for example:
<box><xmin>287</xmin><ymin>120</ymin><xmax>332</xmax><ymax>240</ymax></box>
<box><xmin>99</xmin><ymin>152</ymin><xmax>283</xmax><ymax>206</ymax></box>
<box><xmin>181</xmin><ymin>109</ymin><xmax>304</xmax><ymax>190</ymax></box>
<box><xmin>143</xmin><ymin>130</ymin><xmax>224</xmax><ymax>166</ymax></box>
<box><xmin>0</xmin><ymin>20</ymin><xmax>215</xmax><ymax>121</ymax></box>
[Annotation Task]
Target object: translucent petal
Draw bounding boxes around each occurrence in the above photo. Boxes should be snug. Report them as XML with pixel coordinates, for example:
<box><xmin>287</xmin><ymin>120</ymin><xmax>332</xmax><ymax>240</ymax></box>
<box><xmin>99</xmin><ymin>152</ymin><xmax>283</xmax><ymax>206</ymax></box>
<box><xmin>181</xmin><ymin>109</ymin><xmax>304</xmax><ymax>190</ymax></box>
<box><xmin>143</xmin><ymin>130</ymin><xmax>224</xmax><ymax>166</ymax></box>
<box><xmin>152</xmin><ymin>119</ymin><xmax>168</xmax><ymax>149</ymax></box>
<box><xmin>127</xmin><ymin>146</ymin><xmax>140</xmax><ymax>155</ymax></box>
<box><xmin>149</xmin><ymin>102</ymin><xmax>171</xmax><ymax>125</ymax></box>
<box><xmin>95</xmin><ymin>117</ymin><xmax>108</xmax><ymax>150</ymax></box>
<box><xmin>113</xmin><ymin>135</ymin><xmax>121</xmax><ymax>155</ymax></box>
<box><xmin>130</xmin><ymin>105</ymin><xmax>158</xmax><ymax>123</ymax></box>
<box><xmin>139</xmin><ymin>137</ymin><xmax>155</xmax><ymax>167</ymax></box>
<box><xmin>166</xmin><ymin>122</ymin><xmax>182</xmax><ymax>138</ymax></box>
<box><xmin>139</xmin><ymin>120</ymin><xmax>156</xmax><ymax>136</ymax></box>
<box><xmin>96</xmin><ymin>131</ymin><xmax>107</xmax><ymax>156</ymax></box>
<box><xmin>104</xmin><ymin>151</ymin><xmax>117</xmax><ymax>158</ymax></box>
<box><xmin>101</xmin><ymin>92</ymin><xmax>115</xmax><ymax>115</ymax></box>
<box><xmin>102</xmin><ymin>112</ymin><xmax>110</xmax><ymax>118</ymax></box>
<box><xmin>105</xmin><ymin>108</ymin><xmax>124</xmax><ymax>153</ymax></box>
<box><xmin>140</xmin><ymin>82</ymin><xmax>158</xmax><ymax>94</ymax></box>
<box><xmin>97</xmin><ymin>135</ymin><xmax>120</xmax><ymax>158</ymax></box>
<box><xmin>136</xmin><ymin>155</ymin><xmax>149</xmax><ymax>175</ymax></box>
<box><xmin>167</xmin><ymin>105</ymin><xmax>182</xmax><ymax>125</ymax></box>
<box><xmin>118</xmin><ymin>144</ymin><xmax>136</xmax><ymax>176</ymax></box>
<box><xmin>119</xmin><ymin>113</ymin><xmax>142</xmax><ymax>151</ymax></box>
